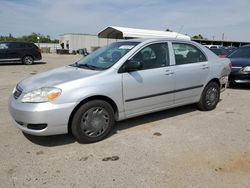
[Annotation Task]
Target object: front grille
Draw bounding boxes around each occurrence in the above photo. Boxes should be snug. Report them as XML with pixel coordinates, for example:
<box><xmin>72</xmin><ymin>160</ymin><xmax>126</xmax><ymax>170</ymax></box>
<box><xmin>13</xmin><ymin>85</ymin><xmax>23</xmax><ymax>99</ymax></box>
<box><xmin>231</xmin><ymin>67</ymin><xmax>242</xmax><ymax>73</ymax></box>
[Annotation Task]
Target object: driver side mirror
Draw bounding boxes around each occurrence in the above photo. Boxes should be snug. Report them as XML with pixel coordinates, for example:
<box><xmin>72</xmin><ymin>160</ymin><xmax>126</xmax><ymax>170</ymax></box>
<box><xmin>122</xmin><ymin>60</ymin><xmax>143</xmax><ymax>72</ymax></box>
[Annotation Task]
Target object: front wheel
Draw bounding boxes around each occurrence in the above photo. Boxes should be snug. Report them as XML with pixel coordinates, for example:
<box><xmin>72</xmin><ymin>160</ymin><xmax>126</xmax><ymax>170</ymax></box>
<box><xmin>197</xmin><ymin>82</ymin><xmax>220</xmax><ymax>111</ymax></box>
<box><xmin>71</xmin><ymin>100</ymin><xmax>115</xmax><ymax>143</ymax></box>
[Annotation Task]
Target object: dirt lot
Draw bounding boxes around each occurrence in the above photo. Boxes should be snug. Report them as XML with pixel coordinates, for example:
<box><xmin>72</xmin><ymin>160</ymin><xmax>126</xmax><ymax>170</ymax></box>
<box><xmin>0</xmin><ymin>54</ymin><xmax>249</xmax><ymax>188</ymax></box>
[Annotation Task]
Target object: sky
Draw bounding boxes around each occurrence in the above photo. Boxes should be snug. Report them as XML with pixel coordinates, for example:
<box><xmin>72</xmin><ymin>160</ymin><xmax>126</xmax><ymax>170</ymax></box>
<box><xmin>0</xmin><ymin>0</ymin><xmax>250</xmax><ymax>41</ymax></box>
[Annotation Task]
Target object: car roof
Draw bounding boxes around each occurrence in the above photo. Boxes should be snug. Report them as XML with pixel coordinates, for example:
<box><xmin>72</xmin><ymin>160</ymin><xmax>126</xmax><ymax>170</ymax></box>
<box><xmin>121</xmin><ymin>38</ymin><xmax>194</xmax><ymax>44</ymax></box>
<box><xmin>0</xmin><ymin>41</ymin><xmax>34</xmax><ymax>44</ymax></box>
<box><xmin>240</xmin><ymin>45</ymin><xmax>250</xmax><ymax>48</ymax></box>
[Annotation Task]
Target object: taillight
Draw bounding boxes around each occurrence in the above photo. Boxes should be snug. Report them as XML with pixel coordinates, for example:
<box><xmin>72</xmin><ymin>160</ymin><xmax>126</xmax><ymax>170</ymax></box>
<box><xmin>36</xmin><ymin>48</ymin><xmax>41</xmax><ymax>53</ymax></box>
<box><xmin>228</xmin><ymin>62</ymin><xmax>232</xmax><ymax>70</ymax></box>
<box><xmin>219</xmin><ymin>54</ymin><xmax>226</xmax><ymax>58</ymax></box>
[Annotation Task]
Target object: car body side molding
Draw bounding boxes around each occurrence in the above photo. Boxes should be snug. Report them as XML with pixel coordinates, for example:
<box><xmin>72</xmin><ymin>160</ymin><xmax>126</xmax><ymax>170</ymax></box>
<box><xmin>125</xmin><ymin>85</ymin><xmax>203</xmax><ymax>102</ymax></box>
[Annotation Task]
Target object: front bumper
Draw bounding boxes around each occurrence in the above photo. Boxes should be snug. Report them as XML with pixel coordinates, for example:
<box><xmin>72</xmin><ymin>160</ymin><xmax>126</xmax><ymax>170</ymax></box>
<box><xmin>229</xmin><ymin>72</ymin><xmax>250</xmax><ymax>83</ymax></box>
<box><xmin>8</xmin><ymin>95</ymin><xmax>76</xmax><ymax>136</ymax></box>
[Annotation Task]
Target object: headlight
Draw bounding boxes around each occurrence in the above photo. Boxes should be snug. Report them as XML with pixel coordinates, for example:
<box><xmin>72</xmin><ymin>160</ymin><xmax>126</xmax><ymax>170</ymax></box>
<box><xmin>21</xmin><ymin>87</ymin><xmax>61</xmax><ymax>103</ymax></box>
<box><xmin>242</xmin><ymin>66</ymin><xmax>250</xmax><ymax>72</ymax></box>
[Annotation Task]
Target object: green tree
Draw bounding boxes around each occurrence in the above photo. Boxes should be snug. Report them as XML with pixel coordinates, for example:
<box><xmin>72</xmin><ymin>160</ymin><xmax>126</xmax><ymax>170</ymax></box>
<box><xmin>0</xmin><ymin>33</ymin><xmax>58</xmax><ymax>43</ymax></box>
<box><xmin>192</xmin><ymin>34</ymin><xmax>206</xmax><ymax>40</ymax></box>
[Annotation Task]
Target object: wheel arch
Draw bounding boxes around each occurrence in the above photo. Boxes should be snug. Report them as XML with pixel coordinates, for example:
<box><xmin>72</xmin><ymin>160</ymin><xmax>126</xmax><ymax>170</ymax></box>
<box><xmin>67</xmin><ymin>95</ymin><xmax>119</xmax><ymax>133</ymax></box>
<box><xmin>207</xmin><ymin>78</ymin><xmax>220</xmax><ymax>88</ymax></box>
<box><xmin>22</xmin><ymin>54</ymin><xmax>34</xmax><ymax>60</ymax></box>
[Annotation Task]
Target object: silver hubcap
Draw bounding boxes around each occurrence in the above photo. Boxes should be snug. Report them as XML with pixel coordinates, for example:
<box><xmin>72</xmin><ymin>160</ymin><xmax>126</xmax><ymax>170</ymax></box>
<box><xmin>205</xmin><ymin>87</ymin><xmax>218</xmax><ymax>106</ymax></box>
<box><xmin>80</xmin><ymin>107</ymin><xmax>110</xmax><ymax>137</ymax></box>
<box><xmin>25</xmin><ymin>57</ymin><xmax>33</xmax><ymax>64</ymax></box>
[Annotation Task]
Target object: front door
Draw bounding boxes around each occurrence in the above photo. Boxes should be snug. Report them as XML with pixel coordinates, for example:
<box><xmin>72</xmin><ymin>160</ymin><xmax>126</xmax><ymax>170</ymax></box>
<box><xmin>5</xmin><ymin>43</ymin><xmax>21</xmax><ymax>60</ymax></box>
<box><xmin>122</xmin><ymin>42</ymin><xmax>175</xmax><ymax>117</ymax></box>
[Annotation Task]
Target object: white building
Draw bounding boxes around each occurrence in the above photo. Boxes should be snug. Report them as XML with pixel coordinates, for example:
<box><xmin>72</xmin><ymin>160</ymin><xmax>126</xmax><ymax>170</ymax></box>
<box><xmin>59</xmin><ymin>33</ymin><xmax>119</xmax><ymax>53</ymax></box>
<box><xmin>35</xmin><ymin>43</ymin><xmax>61</xmax><ymax>53</ymax></box>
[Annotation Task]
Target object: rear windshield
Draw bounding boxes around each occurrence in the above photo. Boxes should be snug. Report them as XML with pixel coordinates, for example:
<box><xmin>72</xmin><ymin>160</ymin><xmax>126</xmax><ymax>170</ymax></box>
<box><xmin>228</xmin><ymin>47</ymin><xmax>250</xmax><ymax>58</ymax></box>
<box><xmin>210</xmin><ymin>48</ymin><xmax>227</xmax><ymax>55</ymax></box>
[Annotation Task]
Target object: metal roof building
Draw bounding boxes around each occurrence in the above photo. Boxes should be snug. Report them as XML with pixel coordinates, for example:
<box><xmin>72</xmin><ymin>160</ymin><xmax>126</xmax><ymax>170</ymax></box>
<box><xmin>193</xmin><ymin>38</ymin><xmax>250</xmax><ymax>47</ymax></box>
<box><xmin>98</xmin><ymin>26</ymin><xmax>191</xmax><ymax>40</ymax></box>
<box><xmin>59</xmin><ymin>26</ymin><xmax>191</xmax><ymax>53</ymax></box>
<box><xmin>59</xmin><ymin>26</ymin><xmax>250</xmax><ymax>53</ymax></box>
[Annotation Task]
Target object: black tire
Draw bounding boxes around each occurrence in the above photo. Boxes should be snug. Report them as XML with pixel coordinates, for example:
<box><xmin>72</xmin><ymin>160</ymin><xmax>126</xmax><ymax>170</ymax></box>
<box><xmin>228</xmin><ymin>81</ymin><xmax>236</xmax><ymax>88</ymax></box>
<box><xmin>22</xmin><ymin>56</ymin><xmax>34</xmax><ymax>65</ymax></box>
<box><xmin>71</xmin><ymin>100</ymin><xmax>115</xmax><ymax>143</ymax></box>
<box><xmin>197</xmin><ymin>82</ymin><xmax>220</xmax><ymax>111</ymax></box>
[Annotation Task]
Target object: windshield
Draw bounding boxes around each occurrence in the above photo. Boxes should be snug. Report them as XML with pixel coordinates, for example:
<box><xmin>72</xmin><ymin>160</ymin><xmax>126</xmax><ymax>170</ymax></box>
<box><xmin>228</xmin><ymin>47</ymin><xmax>250</xmax><ymax>58</ymax></box>
<box><xmin>71</xmin><ymin>41</ymin><xmax>139</xmax><ymax>70</ymax></box>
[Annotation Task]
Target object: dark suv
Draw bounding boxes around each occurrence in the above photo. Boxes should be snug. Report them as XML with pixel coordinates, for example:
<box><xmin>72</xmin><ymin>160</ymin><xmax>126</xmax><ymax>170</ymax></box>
<box><xmin>0</xmin><ymin>42</ymin><xmax>42</xmax><ymax>65</ymax></box>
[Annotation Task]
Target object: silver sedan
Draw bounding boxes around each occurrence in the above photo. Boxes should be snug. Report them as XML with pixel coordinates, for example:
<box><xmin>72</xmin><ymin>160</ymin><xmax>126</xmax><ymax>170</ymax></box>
<box><xmin>9</xmin><ymin>38</ymin><xmax>231</xmax><ymax>143</ymax></box>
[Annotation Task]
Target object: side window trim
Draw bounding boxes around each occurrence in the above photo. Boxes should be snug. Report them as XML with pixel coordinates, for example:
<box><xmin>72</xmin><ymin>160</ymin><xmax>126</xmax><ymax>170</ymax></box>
<box><xmin>127</xmin><ymin>41</ymin><xmax>170</xmax><ymax>61</ymax></box>
<box><xmin>124</xmin><ymin>41</ymin><xmax>170</xmax><ymax>71</ymax></box>
<box><xmin>171</xmin><ymin>42</ymin><xmax>208</xmax><ymax>66</ymax></box>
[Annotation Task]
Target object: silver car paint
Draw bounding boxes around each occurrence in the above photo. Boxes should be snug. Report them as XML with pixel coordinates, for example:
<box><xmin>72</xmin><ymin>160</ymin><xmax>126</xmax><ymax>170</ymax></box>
<box><xmin>8</xmin><ymin>38</ymin><xmax>231</xmax><ymax>136</ymax></box>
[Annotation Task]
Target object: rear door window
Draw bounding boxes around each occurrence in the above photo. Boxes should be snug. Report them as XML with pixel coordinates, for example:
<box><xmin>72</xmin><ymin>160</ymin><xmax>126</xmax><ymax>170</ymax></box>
<box><xmin>11</xmin><ymin>43</ymin><xmax>26</xmax><ymax>49</ymax></box>
<box><xmin>25</xmin><ymin>43</ymin><xmax>33</xmax><ymax>48</ymax></box>
<box><xmin>172</xmin><ymin>43</ymin><xmax>207</xmax><ymax>65</ymax></box>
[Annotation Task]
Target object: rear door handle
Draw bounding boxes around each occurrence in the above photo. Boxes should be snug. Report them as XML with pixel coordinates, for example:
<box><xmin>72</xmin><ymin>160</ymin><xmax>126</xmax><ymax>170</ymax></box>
<box><xmin>201</xmin><ymin>64</ymin><xmax>209</xmax><ymax>70</ymax></box>
<box><xmin>165</xmin><ymin>70</ymin><xmax>174</xmax><ymax>75</ymax></box>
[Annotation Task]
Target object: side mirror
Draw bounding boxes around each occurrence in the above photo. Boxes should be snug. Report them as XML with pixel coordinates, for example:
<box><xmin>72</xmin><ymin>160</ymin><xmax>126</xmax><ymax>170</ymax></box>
<box><xmin>123</xmin><ymin>60</ymin><xmax>143</xmax><ymax>72</ymax></box>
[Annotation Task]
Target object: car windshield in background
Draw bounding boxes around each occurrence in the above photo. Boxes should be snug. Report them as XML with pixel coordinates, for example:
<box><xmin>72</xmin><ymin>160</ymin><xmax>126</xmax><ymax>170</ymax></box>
<box><xmin>72</xmin><ymin>41</ymin><xmax>139</xmax><ymax>70</ymax></box>
<box><xmin>228</xmin><ymin>47</ymin><xmax>250</xmax><ymax>58</ymax></box>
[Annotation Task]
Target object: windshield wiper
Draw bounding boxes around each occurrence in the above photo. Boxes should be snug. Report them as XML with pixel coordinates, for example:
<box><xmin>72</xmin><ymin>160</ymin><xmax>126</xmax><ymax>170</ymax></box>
<box><xmin>76</xmin><ymin>63</ymin><xmax>106</xmax><ymax>70</ymax></box>
<box><xmin>70</xmin><ymin>62</ymin><xmax>106</xmax><ymax>70</ymax></box>
<box><xmin>69</xmin><ymin>62</ymin><xmax>79</xmax><ymax>67</ymax></box>
<box><xmin>77</xmin><ymin>64</ymin><xmax>97</xmax><ymax>70</ymax></box>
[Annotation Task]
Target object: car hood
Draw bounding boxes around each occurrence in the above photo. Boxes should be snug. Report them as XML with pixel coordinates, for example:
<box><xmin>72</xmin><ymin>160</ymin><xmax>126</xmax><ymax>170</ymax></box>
<box><xmin>18</xmin><ymin>66</ymin><xmax>100</xmax><ymax>92</ymax></box>
<box><xmin>230</xmin><ymin>58</ymin><xmax>250</xmax><ymax>67</ymax></box>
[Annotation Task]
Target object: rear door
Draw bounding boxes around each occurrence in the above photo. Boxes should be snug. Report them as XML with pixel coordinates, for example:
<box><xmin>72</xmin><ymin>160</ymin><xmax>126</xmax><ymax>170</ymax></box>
<box><xmin>122</xmin><ymin>42</ymin><xmax>175</xmax><ymax>117</ymax></box>
<box><xmin>171</xmin><ymin>42</ymin><xmax>209</xmax><ymax>104</ymax></box>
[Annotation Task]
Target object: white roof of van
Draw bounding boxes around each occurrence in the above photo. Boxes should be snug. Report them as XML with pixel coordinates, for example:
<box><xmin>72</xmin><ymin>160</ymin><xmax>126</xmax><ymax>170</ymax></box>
<box><xmin>98</xmin><ymin>26</ymin><xmax>191</xmax><ymax>40</ymax></box>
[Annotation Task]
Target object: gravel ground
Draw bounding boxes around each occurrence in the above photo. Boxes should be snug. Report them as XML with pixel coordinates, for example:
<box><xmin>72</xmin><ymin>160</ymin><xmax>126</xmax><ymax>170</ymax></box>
<box><xmin>0</xmin><ymin>54</ymin><xmax>249</xmax><ymax>188</ymax></box>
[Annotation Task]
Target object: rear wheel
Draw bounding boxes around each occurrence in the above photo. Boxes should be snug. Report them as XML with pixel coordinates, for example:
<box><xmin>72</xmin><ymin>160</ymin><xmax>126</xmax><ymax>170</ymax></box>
<box><xmin>71</xmin><ymin>100</ymin><xmax>115</xmax><ymax>143</ymax></box>
<box><xmin>22</xmin><ymin>56</ymin><xmax>33</xmax><ymax>65</ymax></box>
<box><xmin>197</xmin><ymin>82</ymin><xmax>220</xmax><ymax>111</ymax></box>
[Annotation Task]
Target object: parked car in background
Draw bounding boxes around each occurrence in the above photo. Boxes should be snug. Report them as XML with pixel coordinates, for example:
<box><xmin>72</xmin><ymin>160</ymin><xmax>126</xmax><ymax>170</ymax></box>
<box><xmin>210</xmin><ymin>48</ymin><xmax>229</xmax><ymax>58</ymax></box>
<box><xmin>204</xmin><ymin>45</ymin><xmax>221</xmax><ymax>49</ymax></box>
<box><xmin>225</xmin><ymin>46</ymin><xmax>237</xmax><ymax>54</ymax></box>
<box><xmin>9</xmin><ymin>39</ymin><xmax>231</xmax><ymax>143</ymax></box>
<box><xmin>0</xmin><ymin>42</ymin><xmax>41</xmax><ymax>65</ymax></box>
<box><xmin>227</xmin><ymin>45</ymin><xmax>250</xmax><ymax>86</ymax></box>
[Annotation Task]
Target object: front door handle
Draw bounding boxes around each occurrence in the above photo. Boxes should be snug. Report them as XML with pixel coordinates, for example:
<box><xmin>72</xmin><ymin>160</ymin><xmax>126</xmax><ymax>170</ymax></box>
<box><xmin>165</xmin><ymin>70</ymin><xmax>174</xmax><ymax>75</ymax></box>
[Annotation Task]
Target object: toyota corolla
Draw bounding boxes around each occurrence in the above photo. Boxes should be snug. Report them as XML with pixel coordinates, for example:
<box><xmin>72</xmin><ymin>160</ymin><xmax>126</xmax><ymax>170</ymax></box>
<box><xmin>9</xmin><ymin>38</ymin><xmax>231</xmax><ymax>143</ymax></box>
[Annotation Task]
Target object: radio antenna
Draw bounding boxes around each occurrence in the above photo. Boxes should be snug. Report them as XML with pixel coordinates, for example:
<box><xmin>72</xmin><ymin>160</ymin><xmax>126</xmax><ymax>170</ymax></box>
<box><xmin>175</xmin><ymin>25</ymin><xmax>184</xmax><ymax>39</ymax></box>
